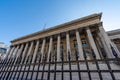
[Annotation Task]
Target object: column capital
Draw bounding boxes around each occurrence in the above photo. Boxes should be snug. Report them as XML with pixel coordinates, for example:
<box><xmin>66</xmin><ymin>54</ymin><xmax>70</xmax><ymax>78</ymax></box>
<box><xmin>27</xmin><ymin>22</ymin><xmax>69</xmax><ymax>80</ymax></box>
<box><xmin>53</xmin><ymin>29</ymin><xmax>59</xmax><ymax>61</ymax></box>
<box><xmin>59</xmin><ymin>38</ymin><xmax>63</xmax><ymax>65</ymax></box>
<box><xmin>75</xmin><ymin>29</ymin><xmax>79</xmax><ymax>32</ymax></box>
<box><xmin>57</xmin><ymin>34</ymin><xmax>60</xmax><ymax>61</ymax></box>
<box><xmin>86</xmin><ymin>26</ymin><xmax>90</xmax><ymax>30</ymax></box>
<box><xmin>66</xmin><ymin>31</ymin><xmax>70</xmax><ymax>34</ymax></box>
<box><xmin>57</xmin><ymin>33</ymin><xmax>60</xmax><ymax>36</ymax></box>
<box><xmin>98</xmin><ymin>22</ymin><xmax>103</xmax><ymax>27</ymax></box>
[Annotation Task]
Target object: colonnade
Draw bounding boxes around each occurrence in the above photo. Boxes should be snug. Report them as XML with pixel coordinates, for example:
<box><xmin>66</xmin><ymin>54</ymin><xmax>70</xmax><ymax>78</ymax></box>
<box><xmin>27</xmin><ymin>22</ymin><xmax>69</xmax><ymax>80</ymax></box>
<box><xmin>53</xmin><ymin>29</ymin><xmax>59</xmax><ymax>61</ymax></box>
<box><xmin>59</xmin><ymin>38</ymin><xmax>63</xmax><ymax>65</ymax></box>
<box><xmin>5</xmin><ymin>26</ymin><xmax>120</xmax><ymax>64</ymax></box>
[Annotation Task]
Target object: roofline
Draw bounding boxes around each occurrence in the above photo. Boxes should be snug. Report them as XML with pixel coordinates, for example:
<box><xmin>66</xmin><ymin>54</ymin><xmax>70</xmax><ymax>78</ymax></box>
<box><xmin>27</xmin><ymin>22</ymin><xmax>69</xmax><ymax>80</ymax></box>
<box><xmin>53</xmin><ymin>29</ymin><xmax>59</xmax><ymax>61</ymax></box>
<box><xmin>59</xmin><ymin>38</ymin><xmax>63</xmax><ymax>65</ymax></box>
<box><xmin>107</xmin><ymin>29</ymin><xmax>120</xmax><ymax>33</ymax></box>
<box><xmin>107</xmin><ymin>29</ymin><xmax>120</xmax><ymax>35</ymax></box>
<box><xmin>11</xmin><ymin>12</ymin><xmax>102</xmax><ymax>43</ymax></box>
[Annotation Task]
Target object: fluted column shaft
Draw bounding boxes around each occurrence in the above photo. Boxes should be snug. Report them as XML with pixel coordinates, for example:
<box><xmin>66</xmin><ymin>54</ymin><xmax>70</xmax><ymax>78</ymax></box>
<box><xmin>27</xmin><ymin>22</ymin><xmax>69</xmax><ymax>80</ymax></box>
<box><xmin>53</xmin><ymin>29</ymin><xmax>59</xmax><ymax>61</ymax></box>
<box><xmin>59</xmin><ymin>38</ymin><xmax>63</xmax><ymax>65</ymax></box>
<box><xmin>75</xmin><ymin>29</ymin><xmax>84</xmax><ymax>60</ymax></box>
<box><xmin>16</xmin><ymin>44</ymin><xmax>24</xmax><ymax>58</ymax></box>
<box><xmin>47</xmin><ymin>37</ymin><xmax>53</xmax><ymax>62</ymax></box>
<box><xmin>66</xmin><ymin>32</ymin><xmax>71</xmax><ymax>60</ymax></box>
<box><xmin>25</xmin><ymin>41</ymin><xmax>34</xmax><ymax>63</ymax></box>
<box><xmin>21</xmin><ymin>43</ymin><xmax>29</xmax><ymax>64</ymax></box>
<box><xmin>9</xmin><ymin>46</ymin><xmax>15</xmax><ymax>58</ymax></box>
<box><xmin>86</xmin><ymin>28</ymin><xmax>100</xmax><ymax>59</ymax></box>
<box><xmin>12</xmin><ymin>46</ymin><xmax>19</xmax><ymax>57</ymax></box>
<box><xmin>98</xmin><ymin>33</ymin><xmax>112</xmax><ymax>58</ymax></box>
<box><xmin>41</xmin><ymin>39</ymin><xmax>46</xmax><ymax>62</ymax></box>
<box><xmin>57</xmin><ymin>34</ymin><xmax>60</xmax><ymax>61</ymax></box>
<box><xmin>14</xmin><ymin>44</ymin><xmax>24</xmax><ymax>65</ymax></box>
<box><xmin>5</xmin><ymin>47</ymin><xmax>12</xmax><ymax>59</ymax></box>
<box><xmin>99</xmin><ymin>26</ymin><xmax>120</xmax><ymax>57</ymax></box>
<box><xmin>32</xmin><ymin>40</ymin><xmax>39</xmax><ymax>63</ymax></box>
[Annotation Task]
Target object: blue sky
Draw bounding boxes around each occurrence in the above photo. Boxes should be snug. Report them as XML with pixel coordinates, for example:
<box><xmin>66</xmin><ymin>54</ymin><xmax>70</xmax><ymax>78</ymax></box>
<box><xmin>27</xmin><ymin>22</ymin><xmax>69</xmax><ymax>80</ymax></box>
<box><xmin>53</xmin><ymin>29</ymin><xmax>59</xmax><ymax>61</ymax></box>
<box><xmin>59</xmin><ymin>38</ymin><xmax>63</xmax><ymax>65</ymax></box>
<box><xmin>0</xmin><ymin>0</ymin><xmax>120</xmax><ymax>46</ymax></box>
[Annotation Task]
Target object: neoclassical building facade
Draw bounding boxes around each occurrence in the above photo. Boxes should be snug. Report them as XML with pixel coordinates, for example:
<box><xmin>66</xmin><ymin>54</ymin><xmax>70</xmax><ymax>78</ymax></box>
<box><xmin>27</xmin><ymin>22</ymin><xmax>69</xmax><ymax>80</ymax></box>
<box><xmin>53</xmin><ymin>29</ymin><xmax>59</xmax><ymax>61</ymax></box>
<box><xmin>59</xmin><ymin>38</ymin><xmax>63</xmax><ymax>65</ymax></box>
<box><xmin>6</xmin><ymin>13</ymin><xmax>120</xmax><ymax>64</ymax></box>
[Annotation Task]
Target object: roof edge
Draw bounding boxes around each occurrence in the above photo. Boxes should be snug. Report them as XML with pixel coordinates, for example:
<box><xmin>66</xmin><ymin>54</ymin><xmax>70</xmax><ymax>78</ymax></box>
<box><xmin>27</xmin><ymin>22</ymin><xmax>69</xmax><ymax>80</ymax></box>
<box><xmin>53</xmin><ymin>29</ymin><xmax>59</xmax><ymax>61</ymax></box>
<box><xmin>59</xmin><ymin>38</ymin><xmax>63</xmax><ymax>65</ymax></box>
<box><xmin>11</xmin><ymin>12</ymin><xmax>102</xmax><ymax>43</ymax></box>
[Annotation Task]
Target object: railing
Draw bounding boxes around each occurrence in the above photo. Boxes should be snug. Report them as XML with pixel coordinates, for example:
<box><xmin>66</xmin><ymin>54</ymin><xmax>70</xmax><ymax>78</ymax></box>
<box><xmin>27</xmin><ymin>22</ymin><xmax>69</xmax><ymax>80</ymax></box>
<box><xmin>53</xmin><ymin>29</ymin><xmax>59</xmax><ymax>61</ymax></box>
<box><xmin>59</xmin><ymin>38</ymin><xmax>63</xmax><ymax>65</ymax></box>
<box><xmin>0</xmin><ymin>48</ymin><xmax>120</xmax><ymax>80</ymax></box>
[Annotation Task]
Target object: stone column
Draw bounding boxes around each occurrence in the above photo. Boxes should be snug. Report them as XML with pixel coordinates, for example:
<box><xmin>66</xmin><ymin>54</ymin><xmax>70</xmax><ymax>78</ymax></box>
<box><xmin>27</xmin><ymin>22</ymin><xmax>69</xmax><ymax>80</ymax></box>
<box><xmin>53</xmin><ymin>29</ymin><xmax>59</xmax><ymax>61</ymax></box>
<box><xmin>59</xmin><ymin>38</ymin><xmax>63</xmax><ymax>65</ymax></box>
<box><xmin>41</xmin><ymin>38</ymin><xmax>46</xmax><ymax>62</ymax></box>
<box><xmin>66</xmin><ymin>32</ymin><xmax>71</xmax><ymax>60</ymax></box>
<box><xmin>11</xmin><ymin>46</ymin><xmax>19</xmax><ymax>59</ymax></box>
<box><xmin>98</xmin><ymin>33</ymin><xmax>112</xmax><ymax>58</ymax></box>
<box><xmin>99</xmin><ymin>26</ymin><xmax>120</xmax><ymax>57</ymax></box>
<box><xmin>86</xmin><ymin>28</ymin><xmax>100</xmax><ymax>59</ymax></box>
<box><xmin>6</xmin><ymin>46</ymin><xmax>16</xmax><ymax>64</ymax></box>
<box><xmin>21</xmin><ymin>43</ymin><xmax>29</xmax><ymax>64</ymax></box>
<box><xmin>16</xmin><ymin>44</ymin><xmax>24</xmax><ymax>58</ymax></box>
<box><xmin>111</xmin><ymin>41</ymin><xmax>120</xmax><ymax>57</ymax></box>
<box><xmin>12</xmin><ymin>45</ymin><xmax>19</xmax><ymax>57</ymax></box>
<box><xmin>32</xmin><ymin>40</ymin><xmax>40</xmax><ymax>63</ymax></box>
<box><xmin>57</xmin><ymin>34</ymin><xmax>60</xmax><ymax>61</ymax></box>
<box><xmin>14</xmin><ymin>44</ymin><xmax>24</xmax><ymax>65</ymax></box>
<box><xmin>5</xmin><ymin>47</ymin><xmax>12</xmax><ymax>59</ymax></box>
<box><xmin>47</xmin><ymin>37</ymin><xmax>53</xmax><ymax>62</ymax></box>
<box><xmin>75</xmin><ymin>29</ymin><xmax>84</xmax><ymax>60</ymax></box>
<box><xmin>95</xmin><ymin>36</ymin><xmax>103</xmax><ymax>58</ymax></box>
<box><xmin>25</xmin><ymin>41</ymin><xmax>34</xmax><ymax>63</ymax></box>
<box><xmin>7</xmin><ymin>47</ymin><xmax>13</xmax><ymax>58</ymax></box>
<box><xmin>9</xmin><ymin>46</ymin><xmax>15</xmax><ymax>58</ymax></box>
